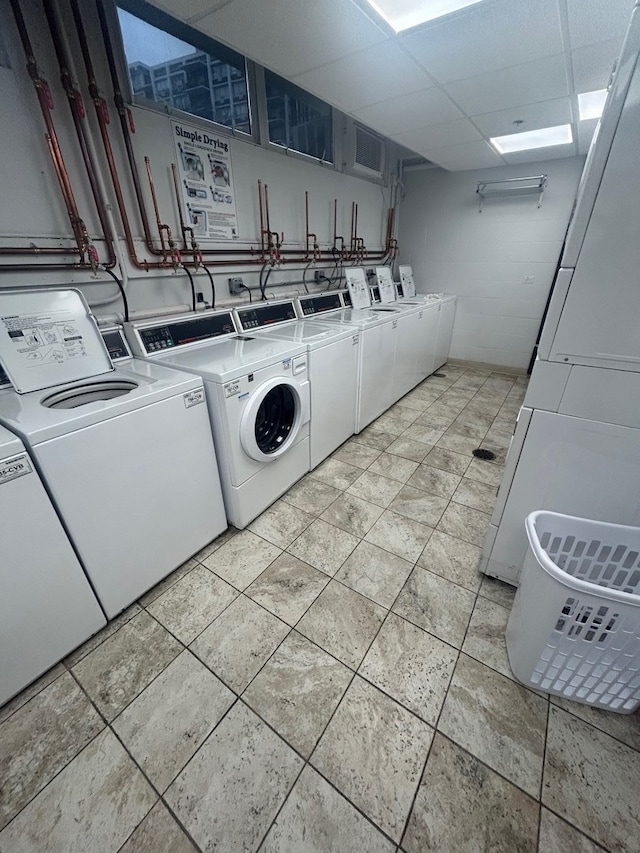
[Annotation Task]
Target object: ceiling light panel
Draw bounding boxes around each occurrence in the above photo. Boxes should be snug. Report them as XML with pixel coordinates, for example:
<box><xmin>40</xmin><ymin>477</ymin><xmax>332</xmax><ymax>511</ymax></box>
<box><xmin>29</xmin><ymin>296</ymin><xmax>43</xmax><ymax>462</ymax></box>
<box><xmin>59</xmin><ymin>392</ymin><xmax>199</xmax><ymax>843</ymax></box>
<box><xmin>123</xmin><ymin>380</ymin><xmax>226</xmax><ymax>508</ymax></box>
<box><xmin>578</xmin><ymin>88</ymin><xmax>608</xmax><ymax>120</ymax></box>
<box><xmin>364</xmin><ymin>0</ymin><xmax>484</xmax><ymax>32</ymax></box>
<box><xmin>491</xmin><ymin>124</ymin><xmax>573</xmax><ymax>153</ymax></box>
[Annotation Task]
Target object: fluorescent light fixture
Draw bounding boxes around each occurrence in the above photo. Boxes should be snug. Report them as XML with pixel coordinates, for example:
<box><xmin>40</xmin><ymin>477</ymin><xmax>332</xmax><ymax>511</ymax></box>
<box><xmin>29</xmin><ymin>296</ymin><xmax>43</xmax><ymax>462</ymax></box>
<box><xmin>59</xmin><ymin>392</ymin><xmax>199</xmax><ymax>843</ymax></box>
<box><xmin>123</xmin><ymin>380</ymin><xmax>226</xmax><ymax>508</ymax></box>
<box><xmin>490</xmin><ymin>124</ymin><xmax>573</xmax><ymax>154</ymax></box>
<box><xmin>578</xmin><ymin>89</ymin><xmax>608</xmax><ymax>121</ymax></box>
<box><xmin>363</xmin><ymin>0</ymin><xmax>484</xmax><ymax>32</ymax></box>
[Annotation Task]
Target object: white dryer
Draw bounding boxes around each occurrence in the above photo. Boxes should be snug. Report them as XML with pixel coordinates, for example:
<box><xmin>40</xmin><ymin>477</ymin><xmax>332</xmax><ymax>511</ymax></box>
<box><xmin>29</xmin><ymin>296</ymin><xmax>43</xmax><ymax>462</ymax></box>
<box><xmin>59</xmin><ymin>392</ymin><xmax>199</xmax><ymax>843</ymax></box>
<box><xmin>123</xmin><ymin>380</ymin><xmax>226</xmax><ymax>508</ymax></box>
<box><xmin>0</xmin><ymin>422</ymin><xmax>105</xmax><ymax>704</ymax></box>
<box><xmin>234</xmin><ymin>300</ymin><xmax>359</xmax><ymax>469</ymax></box>
<box><xmin>126</xmin><ymin>310</ymin><xmax>310</xmax><ymax>529</ymax></box>
<box><xmin>0</xmin><ymin>289</ymin><xmax>227</xmax><ymax>619</ymax></box>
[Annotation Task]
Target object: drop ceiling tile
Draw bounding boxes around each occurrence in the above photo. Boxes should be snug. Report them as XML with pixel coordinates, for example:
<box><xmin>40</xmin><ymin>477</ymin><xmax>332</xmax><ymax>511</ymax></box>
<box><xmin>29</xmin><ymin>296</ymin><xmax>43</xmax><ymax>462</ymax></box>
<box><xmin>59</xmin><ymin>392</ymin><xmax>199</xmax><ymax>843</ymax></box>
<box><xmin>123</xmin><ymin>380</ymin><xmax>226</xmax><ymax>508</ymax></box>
<box><xmin>149</xmin><ymin>0</ymin><xmax>232</xmax><ymax>20</ymax></box>
<box><xmin>392</xmin><ymin>119</ymin><xmax>482</xmax><ymax>151</ymax></box>
<box><xmin>292</xmin><ymin>43</ymin><xmax>434</xmax><ymax>113</ymax></box>
<box><xmin>445</xmin><ymin>54</ymin><xmax>569</xmax><ymax>115</ymax></box>
<box><xmin>400</xmin><ymin>0</ymin><xmax>563</xmax><ymax>84</ymax></box>
<box><xmin>577</xmin><ymin>118</ymin><xmax>599</xmax><ymax>154</ymax></box>
<box><xmin>566</xmin><ymin>0</ymin><xmax>634</xmax><ymax>50</ymax></box>
<box><xmin>424</xmin><ymin>140</ymin><xmax>505</xmax><ymax>171</ymax></box>
<box><xmin>196</xmin><ymin>0</ymin><xmax>388</xmax><ymax>78</ymax></box>
<box><xmin>353</xmin><ymin>87</ymin><xmax>463</xmax><ymax>137</ymax></box>
<box><xmin>472</xmin><ymin>98</ymin><xmax>573</xmax><ymax>138</ymax></box>
<box><xmin>571</xmin><ymin>39</ymin><xmax>622</xmax><ymax>92</ymax></box>
<box><xmin>501</xmin><ymin>141</ymin><xmax>577</xmax><ymax>164</ymax></box>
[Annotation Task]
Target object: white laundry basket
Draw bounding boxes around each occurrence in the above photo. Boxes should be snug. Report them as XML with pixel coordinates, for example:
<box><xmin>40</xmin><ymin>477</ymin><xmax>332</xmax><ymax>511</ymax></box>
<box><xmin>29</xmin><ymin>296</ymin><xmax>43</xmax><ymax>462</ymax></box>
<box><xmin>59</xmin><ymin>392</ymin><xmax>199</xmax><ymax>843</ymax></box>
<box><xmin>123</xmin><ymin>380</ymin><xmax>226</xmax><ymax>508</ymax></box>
<box><xmin>506</xmin><ymin>511</ymin><xmax>640</xmax><ymax>713</ymax></box>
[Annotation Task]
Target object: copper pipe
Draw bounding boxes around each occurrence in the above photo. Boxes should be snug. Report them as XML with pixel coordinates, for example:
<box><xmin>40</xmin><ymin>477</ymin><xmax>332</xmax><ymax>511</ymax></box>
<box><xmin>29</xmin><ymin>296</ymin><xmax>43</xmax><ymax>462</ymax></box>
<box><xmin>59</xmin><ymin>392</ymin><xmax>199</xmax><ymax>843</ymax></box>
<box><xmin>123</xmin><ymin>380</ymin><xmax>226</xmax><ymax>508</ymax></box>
<box><xmin>145</xmin><ymin>156</ymin><xmax>169</xmax><ymax>258</ymax></box>
<box><xmin>43</xmin><ymin>0</ymin><xmax>116</xmax><ymax>268</ymax></box>
<box><xmin>258</xmin><ymin>180</ymin><xmax>265</xmax><ymax>256</ymax></box>
<box><xmin>171</xmin><ymin>163</ymin><xmax>198</xmax><ymax>261</ymax></box>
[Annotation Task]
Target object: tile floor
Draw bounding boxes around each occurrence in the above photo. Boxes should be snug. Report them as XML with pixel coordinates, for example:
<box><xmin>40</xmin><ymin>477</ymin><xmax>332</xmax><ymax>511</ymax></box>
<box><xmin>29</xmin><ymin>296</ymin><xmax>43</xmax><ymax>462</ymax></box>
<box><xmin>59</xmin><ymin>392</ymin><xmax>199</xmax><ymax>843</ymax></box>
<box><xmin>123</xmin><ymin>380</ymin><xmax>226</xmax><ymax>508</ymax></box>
<box><xmin>1</xmin><ymin>364</ymin><xmax>639</xmax><ymax>852</ymax></box>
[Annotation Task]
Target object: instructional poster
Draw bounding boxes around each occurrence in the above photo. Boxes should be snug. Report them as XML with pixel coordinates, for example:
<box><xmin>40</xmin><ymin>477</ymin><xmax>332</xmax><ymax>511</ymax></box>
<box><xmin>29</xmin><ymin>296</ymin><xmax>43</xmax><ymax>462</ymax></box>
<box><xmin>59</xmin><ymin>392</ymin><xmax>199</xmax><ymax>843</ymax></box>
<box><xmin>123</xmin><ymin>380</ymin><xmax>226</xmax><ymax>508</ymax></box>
<box><xmin>172</xmin><ymin>120</ymin><xmax>239</xmax><ymax>240</ymax></box>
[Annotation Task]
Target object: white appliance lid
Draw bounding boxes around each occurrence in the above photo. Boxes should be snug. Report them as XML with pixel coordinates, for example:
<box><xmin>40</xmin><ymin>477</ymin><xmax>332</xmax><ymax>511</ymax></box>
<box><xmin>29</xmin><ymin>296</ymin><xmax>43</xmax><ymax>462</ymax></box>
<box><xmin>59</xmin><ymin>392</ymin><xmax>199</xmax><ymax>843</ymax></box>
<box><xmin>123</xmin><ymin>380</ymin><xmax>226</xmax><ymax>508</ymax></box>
<box><xmin>310</xmin><ymin>308</ymin><xmax>393</xmax><ymax>329</ymax></box>
<box><xmin>376</xmin><ymin>267</ymin><xmax>396</xmax><ymax>303</ymax></box>
<box><xmin>345</xmin><ymin>268</ymin><xmax>372</xmax><ymax>310</ymax></box>
<box><xmin>0</xmin><ymin>422</ymin><xmax>23</xmax><ymax>459</ymax></box>
<box><xmin>251</xmin><ymin>319</ymin><xmax>358</xmax><ymax>347</ymax></box>
<box><xmin>399</xmin><ymin>266</ymin><xmax>416</xmax><ymax>298</ymax></box>
<box><xmin>0</xmin><ymin>289</ymin><xmax>112</xmax><ymax>394</ymax></box>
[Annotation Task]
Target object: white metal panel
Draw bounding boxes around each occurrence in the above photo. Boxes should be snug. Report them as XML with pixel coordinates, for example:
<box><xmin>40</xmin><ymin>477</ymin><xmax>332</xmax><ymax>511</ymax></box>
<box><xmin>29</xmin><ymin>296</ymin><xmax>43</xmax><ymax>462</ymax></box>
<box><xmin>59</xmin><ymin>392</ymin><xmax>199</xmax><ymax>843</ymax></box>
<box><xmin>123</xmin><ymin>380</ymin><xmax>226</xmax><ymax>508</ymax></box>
<box><xmin>537</xmin><ymin>268</ymin><xmax>574</xmax><ymax>362</ymax></box>
<box><xmin>559</xmin><ymin>365</ymin><xmax>640</xmax><ymax>427</ymax></box>
<box><xmin>416</xmin><ymin>304</ymin><xmax>439</xmax><ymax>381</ymax></box>
<box><xmin>484</xmin><ymin>410</ymin><xmax>640</xmax><ymax>584</ymax></box>
<box><xmin>393</xmin><ymin>310</ymin><xmax>422</xmax><ymax>400</ymax></box>
<box><xmin>434</xmin><ymin>297</ymin><xmax>456</xmax><ymax>370</ymax></box>
<box><xmin>357</xmin><ymin>320</ymin><xmax>397</xmax><ymax>431</ymax></box>
<box><xmin>522</xmin><ymin>360</ymin><xmax>571</xmax><ymax>410</ymax></box>
<box><xmin>0</xmin><ymin>430</ymin><xmax>105</xmax><ymax>704</ymax></box>
<box><xmin>34</xmin><ymin>391</ymin><xmax>227</xmax><ymax>618</ymax></box>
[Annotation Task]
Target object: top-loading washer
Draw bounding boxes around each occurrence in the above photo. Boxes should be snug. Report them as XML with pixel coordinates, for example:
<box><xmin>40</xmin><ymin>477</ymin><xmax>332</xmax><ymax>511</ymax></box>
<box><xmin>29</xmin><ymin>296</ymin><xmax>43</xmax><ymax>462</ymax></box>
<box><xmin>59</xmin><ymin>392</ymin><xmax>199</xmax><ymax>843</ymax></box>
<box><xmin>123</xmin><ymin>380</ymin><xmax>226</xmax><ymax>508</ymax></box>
<box><xmin>0</xmin><ymin>288</ymin><xmax>227</xmax><ymax>619</ymax></box>
<box><xmin>0</xmin><ymin>421</ymin><xmax>106</xmax><ymax>705</ymax></box>
<box><xmin>125</xmin><ymin>309</ymin><xmax>310</xmax><ymax>529</ymax></box>
<box><xmin>234</xmin><ymin>299</ymin><xmax>359</xmax><ymax>469</ymax></box>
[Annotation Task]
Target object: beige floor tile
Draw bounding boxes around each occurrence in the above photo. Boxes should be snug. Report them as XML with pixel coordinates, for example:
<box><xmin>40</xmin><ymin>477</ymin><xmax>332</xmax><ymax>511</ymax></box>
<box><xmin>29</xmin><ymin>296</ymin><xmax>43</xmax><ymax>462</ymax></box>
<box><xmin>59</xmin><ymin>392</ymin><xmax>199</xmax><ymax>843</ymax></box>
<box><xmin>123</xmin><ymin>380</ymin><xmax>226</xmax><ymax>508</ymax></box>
<box><xmin>64</xmin><ymin>604</ymin><xmax>141</xmax><ymax>668</ymax></box>
<box><xmin>360</xmin><ymin>613</ymin><xmax>457</xmax><ymax>725</ymax></box>
<box><xmin>0</xmin><ymin>662</ymin><xmax>65</xmax><ymax>726</ymax></box>
<box><xmin>280</xmin><ymin>475</ymin><xmax>342</xmax><ymax>515</ymax></box>
<box><xmin>368</xmin><ymin>451</ymin><xmax>419</xmax><ymax>483</ymax></box>
<box><xmin>436</xmin><ymin>430</ymin><xmax>479</xmax><ymax>456</ymax></box>
<box><xmin>407</xmin><ymin>463</ymin><xmax>461</xmax><ymax>499</ymax></box>
<box><xmin>445</xmin><ymin>420</ymin><xmax>489</xmax><ymax>443</ymax></box>
<box><xmin>365</xmin><ymin>509</ymin><xmax>434</xmax><ymax>563</ymax></box>
<box><xmin>543</xmin><ymin>706</ymin><xmax>640</xmax><ymax>851</ymax></box>
<box><xmin>245</xmin><ymin>552</ymin><xmax>329</xmax><ymax>626</ymax></box>
<box><xmin>332</xmin><ymin>439</ymin><xmax>382</xmax><ymax>469</ymax></box>
<box><xmin>452</xmin><ymin>476</ymin><xmax>498</xmax><ymax>513</ymax></box>
<box><xmin>347</xmin><ymin>470</ymin><xmax>403</xmax><ymax>508</ymax></box>
<box><xmin>479</xmin><ymin>574</ymin><xmax>517</xmax><ymax>608</ymax></box>
<box><xmin>297</xmin><ymin>581</ymin><xmax>386</xmax><ymax>669</ymax></box>
<box><xmin>165</xmin><ymin>703</ymin><xmax>302</xmax><ymax>853</ymax></box>
<box><xmin>139</xmin><ymin>558</ymin><xmax>198</xmax><ymax>607</ymax></box>
<box><xmin>414</xmin><ymin>411</ymin><xmax>458</xmax><ymax>432</ymax></box>
<box><xmin>437</xmin><ymin>501</ymin><xmax>491</xmax><ymax>547</ymax></box>
<box><xmin>403</xmin><ymin>734</ymin><xmax>539</xmax><ymax>853</ymax></box>
<box><xmin>388</xmin><ymin>403</ymin><xmax>420</xmax><ymax>424</ymax></box>
<box><xmin>439</xmin><ymin>655</ymin><xmax>547</xmax><ymax>797</ymax></box>
<box><xmin>191</xmin><ymin>526</ymin><xmax>237</xmax><ymax>564</ymax></box>
<box><xmin>203</xmin><ymin>530</ymin><xmax>281</xmax><ymax>590</ymax></box>
<box><xmin>311</xmin><ymin>676</ymin><xmax>433</xmax><ymax>841</ymax></box>
<box><xmin>386</xmin><ymin>436</ymin><xmax>432</xmax><ymax>463</ymax></box>
<box><xmin>462</xmin><ymin>596</ymin><xmax>512</xmax><ymax>679</ymax></box>
<box><xmin>146</xmin><ymin>565</ymin><xmax>237</xmax><ymax>644</ymax></box>
<box><xmin>403</xmin><ymin>423</ymin><xmax>447</xmax><ymax>446</ymax></box>
<box><xmin>0</xmin><ymin>672</ymin><xmax>104</xmax><ymax>830</ymax></box>
<box><xmin>392</xmin><ymin>567</ymin><xmax>475</xmax><ymax>648</ymax></box>
<box><xmin>418</xmin><ymin>529</ymin><xmax>482</xmax><ymax>591</ymax></box>
<box><xmin>119</xmin><ymin>802</ymin><xmax>198</xmax><ymax>853</ymax></box>
<box><xmin>243</xmin><ymin>632</ymin><xmax>352</xmax><ymax>757</ymax></box>
<box><xmin>550</xmin><ymin>696</ymin><xmax>640</xmax><ymax>753</ymax></box>
<box><xmin>464</xmin><ymin>457</ymin><xmax>506</xmax><ymax>487</ymax></box>
<box><xmin>190</xmin><ymin>595</ymin><xmax>289</xmax><ymax>693</ymax></box>
<box><xmin>336</xmin><ymin>541</ymin><xmax>414</xmax><ymax>609</ymax></box>
<box><xmin>423</xmin><ymin>445</ymin><xmax>470</xmax><ymax>476</ymax></box>
<box><xmin>262</xmin><ymin>765</ymin><xmax>394</xmax><ymax>853</ymax></box>
<box><xmin>538</xmin><ymin>808</ymin><xmax>607</xmax><ymax>853</ymax></box>
<box><xmin>388</xmin><ymin>485</ymin><xmax>448</xmax><ymax>527</ymax></box>
<box><xmin>309</xmin><ymin>457</ymin><xmax>362</xmax><ymax>490</ymax></box>
<box><xmin>353</xmin><ymin>427</ymin><xmax>397</xmax><ymax>451</ymax></box>
<box><xmin>72</xmin><ymin>610</ymin><xmax>181</xmax><ymax>721</ymax></box>
<box><xmin>369</xmin><ymin>412</ymin><xmax>407</xmax><ymax>436</ymax></box>
<box><xmin>320</xmin><ymin>492</ymin><xmax>384</xmax><ymax>538</ymax></box>
<box><xmin>0</xmin><ymin>729</ymin><xmax>156</xmax><ymax>853</ymax></box>
<box><xmin>112</xmin><ymin>650</ymin><xmax>234</xmax><ymax>792</ymax></box>
<box><xmin>248</xmin><ymin>499</ymin><xmax>315</xmax><ymax>549</ymax></box>
<box><xmin>287</xmin><ymin>518</ymin><xmax>359</xmax><ymax>576</ymax></box>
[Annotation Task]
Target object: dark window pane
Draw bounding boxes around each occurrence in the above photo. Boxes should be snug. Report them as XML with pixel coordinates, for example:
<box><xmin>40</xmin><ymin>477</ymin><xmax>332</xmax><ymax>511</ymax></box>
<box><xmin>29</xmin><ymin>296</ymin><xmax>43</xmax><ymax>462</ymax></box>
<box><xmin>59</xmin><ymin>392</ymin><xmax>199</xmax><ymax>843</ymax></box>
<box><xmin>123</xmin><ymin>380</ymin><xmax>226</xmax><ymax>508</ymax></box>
<box><xmin>265</xmin><ymin>70</ymin><xmax>332</xmax><ymax>162</ymax></box>
<box><xmin>117</xmin><ymin>3</ymin><xmax>251</xmax><ymax>134</ymax></box>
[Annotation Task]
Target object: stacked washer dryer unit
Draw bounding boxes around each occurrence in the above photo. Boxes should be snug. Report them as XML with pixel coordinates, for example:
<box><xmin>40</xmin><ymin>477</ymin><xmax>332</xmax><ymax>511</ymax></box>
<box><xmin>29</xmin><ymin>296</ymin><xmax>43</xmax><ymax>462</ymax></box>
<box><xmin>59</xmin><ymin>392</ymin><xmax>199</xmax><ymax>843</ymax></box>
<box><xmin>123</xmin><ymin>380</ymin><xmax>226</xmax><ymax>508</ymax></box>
<box><xmin>233</xmin><ymin>299</ymin><xmax>359</xmax><ymax>470</ymax></box>
<box><xmin>126</xmin><ymin>309</ymin><xmax>310</xmax><ymax>529</ymax></box>
<box><xmin>0</xmin><ymin>289</ymin><xmax>227</xmax><ymax>620</ymax></box>
<box><xmin>0</xmin><ymin>419</ymin><xmax>106</xmax><ymax>704</ymax></box>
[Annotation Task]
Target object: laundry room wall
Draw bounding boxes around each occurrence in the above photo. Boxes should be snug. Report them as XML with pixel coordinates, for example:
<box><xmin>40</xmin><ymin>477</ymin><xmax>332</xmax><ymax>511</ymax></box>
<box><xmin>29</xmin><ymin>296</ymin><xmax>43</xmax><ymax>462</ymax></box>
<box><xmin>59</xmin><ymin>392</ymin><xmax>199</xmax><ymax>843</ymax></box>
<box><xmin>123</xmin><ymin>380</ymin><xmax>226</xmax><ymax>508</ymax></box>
<box><xmin>0</xmin><ymin>0</ymin><xmax>398</xmax><ymax>320</ymax></box>
<box><xmin>398</xmin><ymin>156</ymin><xmax>585</xmax><ymax>370</ymax></box>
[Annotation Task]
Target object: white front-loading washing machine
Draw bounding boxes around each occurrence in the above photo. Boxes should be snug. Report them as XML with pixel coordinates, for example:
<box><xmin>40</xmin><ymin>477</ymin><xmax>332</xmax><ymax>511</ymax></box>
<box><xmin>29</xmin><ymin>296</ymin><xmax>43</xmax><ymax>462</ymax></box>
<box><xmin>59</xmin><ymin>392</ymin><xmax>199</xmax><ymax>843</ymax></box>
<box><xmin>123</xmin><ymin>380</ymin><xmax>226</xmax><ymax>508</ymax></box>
<box><xmin>234</xmin><ymin>300</ymin><xmax>359</xmax><ymax>469</ymax></box>
<box><xmin>0</xmin><ymin>423</ymin><xmax>106</xmax><ymax>704</ymax></box>
<box><xmin>125</xmin><ymin>309</ymin><xmax>310</xmax><ymax>529</ymax></box>
<box><xmin>0</xmin><ymin>289</ymin><xmax>227</xmax><ymax>619</ymax></box>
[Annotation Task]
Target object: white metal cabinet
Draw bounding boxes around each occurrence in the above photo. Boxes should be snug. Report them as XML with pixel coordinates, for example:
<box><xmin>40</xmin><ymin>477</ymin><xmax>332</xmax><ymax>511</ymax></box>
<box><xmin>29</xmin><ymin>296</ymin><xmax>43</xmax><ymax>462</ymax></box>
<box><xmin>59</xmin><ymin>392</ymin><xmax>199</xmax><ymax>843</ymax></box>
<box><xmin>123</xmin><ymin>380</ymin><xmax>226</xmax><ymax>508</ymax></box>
<box><xmin>434</xmin><ymin>297</ymin><xmax>456</xmax><ymax>371</ymax></box>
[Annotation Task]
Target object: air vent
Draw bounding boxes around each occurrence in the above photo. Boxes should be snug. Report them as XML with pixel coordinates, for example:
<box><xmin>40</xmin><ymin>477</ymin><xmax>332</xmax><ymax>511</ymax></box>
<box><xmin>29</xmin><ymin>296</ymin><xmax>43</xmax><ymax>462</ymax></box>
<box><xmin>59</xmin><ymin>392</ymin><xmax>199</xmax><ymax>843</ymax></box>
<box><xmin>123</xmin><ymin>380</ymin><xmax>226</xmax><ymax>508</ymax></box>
<box><xmin>355</xmin><ymin>126</ymin><xmax>383</xmax><ymax>173</ymax></box>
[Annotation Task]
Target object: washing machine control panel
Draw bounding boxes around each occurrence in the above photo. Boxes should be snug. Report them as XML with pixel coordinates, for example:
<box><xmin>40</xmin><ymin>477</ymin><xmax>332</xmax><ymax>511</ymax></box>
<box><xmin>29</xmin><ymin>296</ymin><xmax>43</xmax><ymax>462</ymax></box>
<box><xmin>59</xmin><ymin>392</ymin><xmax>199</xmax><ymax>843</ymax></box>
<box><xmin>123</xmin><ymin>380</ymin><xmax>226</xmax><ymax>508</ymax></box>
<box><xmin>0</xmin><ymin>360</ymin><xmax>9</xmax><ymax>387</ymax></box>
<box><xmin>101</xmin><ymin>328</ymin><xmax>131</xmax><ymax>362</ymax></box>
<box><xmin>236</xmin><ymin>301</ymin><xmax>296</xmax><ymax>330</ymax></box>
<box><xmin>341</xmin><ymin>290</ymin><xmax>353</xmax><ymax>307</ymax></box>
<box><xmin>298</xmin><ymin>294</ymin><xmax>342</xmax><ymax>315</ymax></box>
<box><xmin>139</xmin><ymin>312</ymin><xmax>235</xmax><ymax>353</ymax></box>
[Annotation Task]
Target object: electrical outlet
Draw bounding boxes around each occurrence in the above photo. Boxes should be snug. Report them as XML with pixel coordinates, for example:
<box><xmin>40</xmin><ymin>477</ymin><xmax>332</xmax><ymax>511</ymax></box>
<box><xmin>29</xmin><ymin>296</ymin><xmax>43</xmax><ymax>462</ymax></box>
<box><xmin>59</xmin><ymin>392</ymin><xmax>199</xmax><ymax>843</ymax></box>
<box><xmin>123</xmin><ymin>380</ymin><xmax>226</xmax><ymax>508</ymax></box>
<box><xmin>314</xmin><ymin>270</ymin><xmax>323</xmax><ymax>283</ymax></box>
<box><xmin>229</xmin><ymin>277</ymin><xmax>245</xmax><ymax>294</ymax></box>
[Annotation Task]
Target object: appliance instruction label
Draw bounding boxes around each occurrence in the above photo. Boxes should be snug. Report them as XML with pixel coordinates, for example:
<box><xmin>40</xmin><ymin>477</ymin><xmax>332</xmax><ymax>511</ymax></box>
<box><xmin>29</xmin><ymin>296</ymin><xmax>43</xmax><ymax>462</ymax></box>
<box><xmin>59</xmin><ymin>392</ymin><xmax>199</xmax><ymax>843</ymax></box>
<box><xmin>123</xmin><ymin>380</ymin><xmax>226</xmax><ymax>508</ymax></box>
<box><xmin>172</xmin><ymin>121</ymin><xmax>239</xmax><ymax>240</ymax></box>
<box><xmin>376</xmin><ymin>266</ymin><xmax>396</xmax><ymax>303</ymax></box>
<box><xmin>0</xmin><ymin>453</ymin><xmax>32</xmax><ymax>485</ymax></box>
<box><xmin>399</xmin><ymin>265</ymin><xmax>416</xmax><ymax>298</ymax></box>
<box><xmin>1</xmin><ymin>310</ymin><xmax>89</xmax><ymax>368</ymax></box>
<box><xmin>345</xmin><ymin>268</ymin><xmax>371</xmax><ymax>311</ymax></box>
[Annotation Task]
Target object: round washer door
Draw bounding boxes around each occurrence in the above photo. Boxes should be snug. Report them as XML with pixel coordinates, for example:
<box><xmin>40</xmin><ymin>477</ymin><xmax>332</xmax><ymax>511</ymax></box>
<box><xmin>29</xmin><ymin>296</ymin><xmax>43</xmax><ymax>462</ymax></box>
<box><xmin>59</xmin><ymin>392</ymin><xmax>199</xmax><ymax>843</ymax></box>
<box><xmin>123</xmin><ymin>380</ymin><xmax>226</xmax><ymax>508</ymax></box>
<box><xmin>240</xmin><ymin>377</ymin><xmax>304</xmax><ymax>462</ymax></box>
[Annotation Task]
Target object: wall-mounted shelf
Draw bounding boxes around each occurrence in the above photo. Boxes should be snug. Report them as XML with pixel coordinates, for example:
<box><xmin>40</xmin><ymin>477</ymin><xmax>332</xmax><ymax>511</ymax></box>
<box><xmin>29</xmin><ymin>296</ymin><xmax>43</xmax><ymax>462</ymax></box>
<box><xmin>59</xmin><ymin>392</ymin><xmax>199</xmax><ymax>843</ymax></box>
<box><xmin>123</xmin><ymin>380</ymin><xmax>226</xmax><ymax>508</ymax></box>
<box><xmin>476</xmin><ymin>175</ymin><xmax>547</xmax><ymax>212</ymax></box>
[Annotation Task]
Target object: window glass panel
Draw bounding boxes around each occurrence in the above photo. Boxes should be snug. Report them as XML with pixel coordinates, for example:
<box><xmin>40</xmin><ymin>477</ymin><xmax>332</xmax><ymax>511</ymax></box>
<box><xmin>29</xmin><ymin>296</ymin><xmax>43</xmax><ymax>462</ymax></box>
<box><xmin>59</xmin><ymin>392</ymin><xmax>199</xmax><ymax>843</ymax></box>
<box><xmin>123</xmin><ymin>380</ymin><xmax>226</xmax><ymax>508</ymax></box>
<box><xmin>117</xmin><ymin>3</ymin><xmax>251</xmax><ymax>134</ymax></box>
<box><xmin>265</xmin><ymin>70</ymin><xmax>332</xmax><ymax>162</ymax></box>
